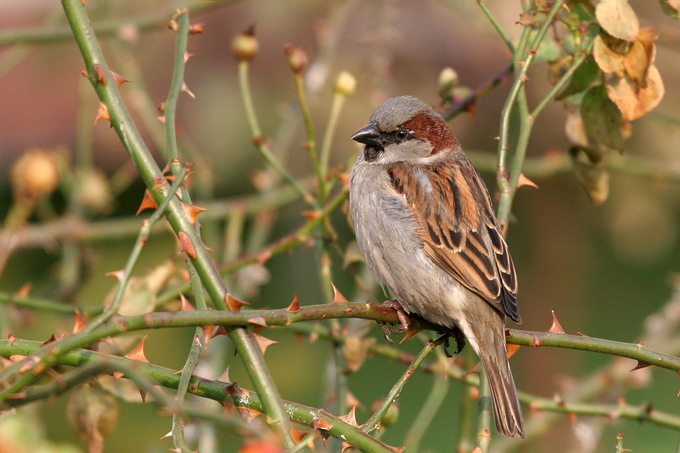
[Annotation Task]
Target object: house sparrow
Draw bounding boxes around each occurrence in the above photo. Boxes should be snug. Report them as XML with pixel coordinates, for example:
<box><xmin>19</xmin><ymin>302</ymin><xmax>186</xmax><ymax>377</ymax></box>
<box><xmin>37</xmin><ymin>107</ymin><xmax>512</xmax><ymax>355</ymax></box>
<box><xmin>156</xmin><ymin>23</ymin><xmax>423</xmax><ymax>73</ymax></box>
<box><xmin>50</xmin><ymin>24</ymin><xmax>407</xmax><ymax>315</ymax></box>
<box><xmin>349</xmin><ymin>96</ymin><xmax>524</xmax><ymax>438</ymax></box>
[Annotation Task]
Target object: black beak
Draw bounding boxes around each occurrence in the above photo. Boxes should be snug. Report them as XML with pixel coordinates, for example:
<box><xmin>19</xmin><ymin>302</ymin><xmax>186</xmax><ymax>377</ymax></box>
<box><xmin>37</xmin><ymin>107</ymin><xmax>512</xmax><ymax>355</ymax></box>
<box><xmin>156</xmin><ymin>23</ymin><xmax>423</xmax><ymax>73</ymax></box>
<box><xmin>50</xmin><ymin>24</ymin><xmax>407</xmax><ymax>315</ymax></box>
<box><xmin>350</xmin><ymin>123</ymin><xmax>381</xmax><ymax>147</ymax></box>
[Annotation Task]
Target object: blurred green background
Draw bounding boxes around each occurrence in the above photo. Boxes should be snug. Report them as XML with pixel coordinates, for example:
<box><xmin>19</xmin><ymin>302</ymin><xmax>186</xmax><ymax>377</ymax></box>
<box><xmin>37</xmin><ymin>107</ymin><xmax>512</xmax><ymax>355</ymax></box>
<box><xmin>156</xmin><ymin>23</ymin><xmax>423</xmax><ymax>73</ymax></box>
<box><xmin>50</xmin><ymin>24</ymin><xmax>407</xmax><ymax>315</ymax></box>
<box><xmin>1</xmin><ymin>1</ymin><xmax>679</xmax><ymax>452</ymax></box>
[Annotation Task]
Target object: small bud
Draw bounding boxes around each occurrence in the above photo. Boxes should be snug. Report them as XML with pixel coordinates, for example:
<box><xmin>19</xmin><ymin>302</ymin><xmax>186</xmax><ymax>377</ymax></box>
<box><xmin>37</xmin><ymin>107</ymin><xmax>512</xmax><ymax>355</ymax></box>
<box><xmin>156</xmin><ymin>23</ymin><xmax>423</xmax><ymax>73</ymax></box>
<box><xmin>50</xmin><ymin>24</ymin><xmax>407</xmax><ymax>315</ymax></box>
<box><xmin>232</xmin><ymin>25</ymin><xmax>258</xmax><ymax>61</ymax></box>
<box><xmin>334</xmin><ymin>71</ymin><xmax>357</xmax><ymax>97</ymax></box>
<box><xmin>437</xmin><ymin>67</ymin><xmax>458</xmax><ymax>98</ymax></box>
<box><xmin>189</xmin><ymin>23</ymin><xmax>206</xmax><ymax>34</ymax></box>
<box><xmin>11</xmin><ymin>148</ymin><xmax>61</xmax><ymax>201</ymax></box>
<box><xmin>284</xmin><ymin>44</ymin><xmax>308</xmax><ymax>74</ymax></box>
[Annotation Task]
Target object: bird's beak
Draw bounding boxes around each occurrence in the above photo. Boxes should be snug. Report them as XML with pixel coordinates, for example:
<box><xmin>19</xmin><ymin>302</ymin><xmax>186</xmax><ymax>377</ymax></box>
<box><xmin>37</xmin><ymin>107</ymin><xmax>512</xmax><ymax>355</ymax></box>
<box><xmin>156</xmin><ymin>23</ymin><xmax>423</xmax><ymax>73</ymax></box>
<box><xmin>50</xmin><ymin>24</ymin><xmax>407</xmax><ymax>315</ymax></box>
<box><xmin>351</xmin><ymin>124</ymin><xmax>381</xmax><ymax>147</ymax></box>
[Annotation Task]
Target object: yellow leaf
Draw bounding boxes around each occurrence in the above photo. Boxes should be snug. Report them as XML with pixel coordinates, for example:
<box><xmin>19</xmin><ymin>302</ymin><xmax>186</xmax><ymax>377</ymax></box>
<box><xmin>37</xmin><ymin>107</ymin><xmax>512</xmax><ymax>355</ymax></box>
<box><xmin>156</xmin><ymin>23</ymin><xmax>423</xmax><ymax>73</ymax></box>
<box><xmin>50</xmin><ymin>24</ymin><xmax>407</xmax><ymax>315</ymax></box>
<box><xmin>593</xmin><ymin>35</ymin><xmax>625</xmax><ymax>77</ymax></box>
<box><xmin>595</xmin><ymin>0</ymin><xmax>640</xmax><ymax>41</ymax></box>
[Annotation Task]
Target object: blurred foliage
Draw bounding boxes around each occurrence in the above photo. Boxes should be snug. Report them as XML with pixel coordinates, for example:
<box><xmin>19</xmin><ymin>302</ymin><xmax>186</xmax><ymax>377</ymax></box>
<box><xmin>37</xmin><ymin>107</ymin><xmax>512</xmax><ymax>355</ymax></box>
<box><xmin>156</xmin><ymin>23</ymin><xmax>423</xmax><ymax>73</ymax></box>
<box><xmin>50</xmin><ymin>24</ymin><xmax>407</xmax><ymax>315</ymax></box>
<box><xmin>0</xmin><ymin>1</ymin><xmax>680</xmax><ymax>452</ymax></box>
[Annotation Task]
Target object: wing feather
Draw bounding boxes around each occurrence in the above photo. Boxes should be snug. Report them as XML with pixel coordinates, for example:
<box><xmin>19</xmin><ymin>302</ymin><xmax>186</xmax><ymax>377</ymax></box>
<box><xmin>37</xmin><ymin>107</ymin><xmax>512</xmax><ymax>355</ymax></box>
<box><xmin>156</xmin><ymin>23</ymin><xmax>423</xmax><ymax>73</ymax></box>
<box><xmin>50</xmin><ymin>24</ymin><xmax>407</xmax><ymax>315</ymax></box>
<box><xmin>387</xmin><ymin>158</ymin><xmax>521</xmax><ymax>323</ymax></box>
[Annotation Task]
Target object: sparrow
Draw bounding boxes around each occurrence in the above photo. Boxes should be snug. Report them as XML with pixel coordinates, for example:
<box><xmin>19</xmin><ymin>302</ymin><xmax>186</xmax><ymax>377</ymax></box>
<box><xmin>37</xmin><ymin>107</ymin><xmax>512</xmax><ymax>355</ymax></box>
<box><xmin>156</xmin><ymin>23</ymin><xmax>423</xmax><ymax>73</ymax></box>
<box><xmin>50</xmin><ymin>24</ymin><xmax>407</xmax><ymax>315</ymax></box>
<box><xmin>349</xmin><ymin>96</ymin><xmax>524</xmax><ymax>438</ymax></box>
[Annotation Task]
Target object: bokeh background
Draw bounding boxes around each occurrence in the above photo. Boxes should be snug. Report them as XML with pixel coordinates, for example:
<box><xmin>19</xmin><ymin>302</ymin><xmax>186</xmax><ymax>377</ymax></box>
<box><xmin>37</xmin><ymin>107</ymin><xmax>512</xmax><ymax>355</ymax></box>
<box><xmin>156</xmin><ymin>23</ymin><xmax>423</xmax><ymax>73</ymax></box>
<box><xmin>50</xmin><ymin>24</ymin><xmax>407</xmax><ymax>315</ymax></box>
<box><xmin>1</xmin><ymin>1</ymin><xmax>679</xmax><ymax>452</ymax></box>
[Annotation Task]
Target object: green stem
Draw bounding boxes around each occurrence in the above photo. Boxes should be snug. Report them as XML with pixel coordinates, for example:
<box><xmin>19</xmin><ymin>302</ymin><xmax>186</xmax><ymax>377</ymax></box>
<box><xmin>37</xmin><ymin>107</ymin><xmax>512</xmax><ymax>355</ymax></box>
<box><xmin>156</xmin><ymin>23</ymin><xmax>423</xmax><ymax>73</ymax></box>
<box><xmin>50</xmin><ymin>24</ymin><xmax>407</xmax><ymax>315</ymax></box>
<box><xmin>238</xmin><ymin>61</ymin><xmax>314</xmax><ymax>205</ymax></box>
<box><xmin>475</xmin><ymin>371</ymin><xmax>492</xmax><ymax>452</ymax></box>
<box><xmin>477</xmin><ymin>0</ymin><xmax>516</xmax><ymax>53</ymax></box>
<box><xmin>362</xmin><ymin>337</ymin><xmax>441</xmax><ymax>433</ymax></box>
<box><xmin>163</xmin><ymin>11</ymin><xmax>190</xmax><ymax>162</ymax></box>
<box><xmin>319</xmin><ymin>91</ymin><xmax>346</xmax><ymax>201</ymax></box>
<box><xmin>294</xmin><ymin>73</ymin><xmax>324</xmax><ymax>201</ymax></box>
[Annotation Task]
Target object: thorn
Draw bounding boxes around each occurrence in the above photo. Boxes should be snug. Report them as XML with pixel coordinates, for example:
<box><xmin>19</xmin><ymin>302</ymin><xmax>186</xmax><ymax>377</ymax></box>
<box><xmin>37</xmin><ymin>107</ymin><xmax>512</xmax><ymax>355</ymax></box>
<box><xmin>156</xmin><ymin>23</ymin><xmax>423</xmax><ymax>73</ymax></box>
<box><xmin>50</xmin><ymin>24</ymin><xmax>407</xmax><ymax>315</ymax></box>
<box><xmin>105</xmin><ymin>269</ymin><xmax>125</xmax><ymax>282</ymax></box>
<box><xmin>177</xmin><ymin>231</ymin><xmax>197</xmax><ymax>259</ymax></box>
<box><xmin>41</xmin><ymin>334</ymin><xmax>57</xmax><ymax>347</ymax></box>
<box><xmin>7</xmin><ymin>333</ymin><xmax>17</xmax><ymax>346</ymax></box>
<box><xmin>631</xmin><ymin>360</ymin><xmax>651</xmax><ymax>371</ymax></box>
<box><xmin>311</xmin><ymin>417</ymin><xmax>332</xmax><ymax>431</ymax></box>
<box><xmin>181</xmin><ymin>82</ymin><xmax>195</xmax><ymax>98</ymax></box>
<box><xmin>180</xmin><ymin>202</ymin><xmax>207</xmax><ymax>225</ymax></box>
<box><xmin>160</xmin><ymin>431</ymin><xmax>173</xmax><ymax>439</ymax></box>
<box><xmin>15</xmin><ymin>283</ymin><xmax>32</xmax><ymax>298</ymax></box>
<box><xmin>201</xmin><ymin>325</ymin><xmax>216</xmax><ymax>341</ymax></box>
<box><xmin>331</xmin><ymin>283</ymin><xmax>349</xmax><ymax>303</ymax></box>
<box><xmin>248</xmin><ymin>317</ymin><xmax>268</xmax><ymax>327</ymax></box>
<box><xmin>216</xmin><ymin>366</ymin><xmax>231</xmax><ymax>383</ymax></box>
<box><xmin>225</xmin><ymin>293</ymin><xmax>250</xmax><ymax>311</ymax></box>
<box><xmin>237</xmin><ymin>406</ymin><xmax>262</xmax><ymax>421</ymax></box>
<box><xmin>93</xmin><ymin>64</ymin><xmax>107</xmax><ymax>86</ymax></box>
<box><xmin>157</xmin><ymin>115</ymin><xmax>166</xmax><ymax>123</ymax></box>
<box><xmin>517</xmin><ymin>173</ymin><xmax>539</xmax><ymax>189</ymax></box>
<box><xmin>531</xmin><ymin>335</ymin><xmax>542</xmax><ymax>347</ymax></box>
<box><xmin>252</xmin><ymin>333</ymin><xmax>277</xmax><ymax>354</ymax></box>
<box><xmin>214</xmin><ymin>326</ymin><xmax>229</xmax><ymax>337</ymax></box>
<box><xmin>111</xmin><ymin>71</ymin><xmax>130</xmax><ymax>87</ymax></box>
<box><xmin>125</xmin><ymin>336</ymin><xmax>149</xmax><ymax>362</ymax></box>
<box><xmin>506</xmin><ymin>343</ymin><xmax>521</xmax><ymax>359</ymax></box>
<box><xmin>112</xmin><ymin>371</ymin><xmax>124</xmax><ymax>381</ymax></box>
<box><xmin>139</xmin><ymin>388</ymin><xmax>147</xmax><ymax>403</ymax></box>
<box><xmin>290</xmin><ymin>428</ymin><xmax>317</xmax><ymax>447</ymax></box>
<box><xmin>399</xmin><ymin>328</ymin><xmax>421</xmax><ymax>344</ymax></box>
<box><xmin>338</xmin><ymin>405</ymin><xmax>359</xmax><ymax>427</ymax></box>
<box><xmin>179</xmin><ymin>294</ymin><xmax>194</xmax><ymax>311</ymax></box>
<box><xmin>94</xmin><ymin>103</ymin><xmax>110</xmax><ymax>125</ymax></box>
<box><xmin>225</xmin><ymin>382</ymin><xmax>249</xmax><ymax>398</ymax></box>
<box><xmin>548</xmin><ymin>310</ymin><xmax>566</xmax><ymax>334</ymax></box>
<box><xmin>286</xmin><ymin>292</ymin><xmax>301</xmax><ymax>312</ymax></box>
<box><xmin>73</xmin><ymin>309</ymin><xmax>88</xmax><ymax>334</ymax></box>
<box><xmin>183</xmin><ymin>52</ymin><xmax>195</xmax><ymax>63</ymax></box>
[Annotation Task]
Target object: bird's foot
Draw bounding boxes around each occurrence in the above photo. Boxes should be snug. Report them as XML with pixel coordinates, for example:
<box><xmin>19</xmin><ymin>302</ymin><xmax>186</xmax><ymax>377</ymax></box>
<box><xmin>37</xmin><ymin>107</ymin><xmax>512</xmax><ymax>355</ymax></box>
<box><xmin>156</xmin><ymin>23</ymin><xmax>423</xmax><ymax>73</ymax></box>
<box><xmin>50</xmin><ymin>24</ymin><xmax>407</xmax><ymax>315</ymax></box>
<box><xmin>380</xmin><ymin>300</ymin><xmax>412</xmax><ymax>343</ymax></box>
<box><xmin>440</xmin><ymin>327</ymin><xmax>466</xmax><ymax>357</ymax></box>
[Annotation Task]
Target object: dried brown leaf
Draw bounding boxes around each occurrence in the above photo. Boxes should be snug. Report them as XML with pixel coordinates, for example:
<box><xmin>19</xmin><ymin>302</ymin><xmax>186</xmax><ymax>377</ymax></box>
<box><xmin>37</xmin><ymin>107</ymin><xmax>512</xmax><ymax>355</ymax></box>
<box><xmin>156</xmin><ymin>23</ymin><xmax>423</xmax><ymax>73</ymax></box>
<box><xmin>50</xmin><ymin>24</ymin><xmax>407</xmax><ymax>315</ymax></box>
<box><xmin>596</xmin><ymin>0</ymin><xmax>640</xmax><ymax>41</ymax></box>
<box><xmin>605</xmin><ymin>65</ymin><xmax>664</xmax><ymax>121</ymax></box>
<box><xmin>593</xmin><ymin>35</ymin><xmax>626</xmax><ymax>77</ymax></box>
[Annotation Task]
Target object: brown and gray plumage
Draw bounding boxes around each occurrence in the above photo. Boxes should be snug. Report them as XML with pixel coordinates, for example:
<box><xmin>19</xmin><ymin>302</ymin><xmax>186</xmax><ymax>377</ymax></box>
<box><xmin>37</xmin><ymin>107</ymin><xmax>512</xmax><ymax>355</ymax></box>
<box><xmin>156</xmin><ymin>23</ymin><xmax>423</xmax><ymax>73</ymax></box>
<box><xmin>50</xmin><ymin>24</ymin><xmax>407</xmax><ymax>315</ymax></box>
<box><xmin>349</xmin><ymin>96</ymin><xmax>524</xmax><ymax>438</ymax></box>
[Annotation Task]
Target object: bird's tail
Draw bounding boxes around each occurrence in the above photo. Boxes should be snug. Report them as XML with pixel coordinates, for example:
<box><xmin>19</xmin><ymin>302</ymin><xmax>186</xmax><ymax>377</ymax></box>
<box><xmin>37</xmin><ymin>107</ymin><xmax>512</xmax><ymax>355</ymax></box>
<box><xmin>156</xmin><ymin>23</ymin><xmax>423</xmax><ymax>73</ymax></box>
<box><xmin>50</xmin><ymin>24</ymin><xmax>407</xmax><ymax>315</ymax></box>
<box><xmin>463</xmin><ymin>314</ymin><xmax>524</xmax><ymax>438</ymax></box>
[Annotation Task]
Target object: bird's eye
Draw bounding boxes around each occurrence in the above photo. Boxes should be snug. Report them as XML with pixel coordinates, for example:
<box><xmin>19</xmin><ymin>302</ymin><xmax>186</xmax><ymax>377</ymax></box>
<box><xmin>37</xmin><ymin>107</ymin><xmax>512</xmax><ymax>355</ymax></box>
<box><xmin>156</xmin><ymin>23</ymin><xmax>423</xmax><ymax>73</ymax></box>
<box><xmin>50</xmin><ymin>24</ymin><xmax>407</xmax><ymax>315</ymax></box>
<box><xmin>396</xmin><ymin>128</ymin><xmax>408</xmax><ymax>140</ymax></box>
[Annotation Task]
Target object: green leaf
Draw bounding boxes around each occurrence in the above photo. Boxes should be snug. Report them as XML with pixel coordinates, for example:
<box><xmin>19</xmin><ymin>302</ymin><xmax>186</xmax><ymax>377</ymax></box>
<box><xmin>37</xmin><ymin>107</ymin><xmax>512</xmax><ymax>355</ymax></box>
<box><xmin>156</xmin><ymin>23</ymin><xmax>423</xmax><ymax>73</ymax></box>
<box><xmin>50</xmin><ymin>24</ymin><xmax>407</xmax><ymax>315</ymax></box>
<box><xmin>580</xmin><ymin>85</ymin><xmax>625</xmax><ymax>151</ymax></box>
<box><xmin>557</xmin><ymin>56</ymin><xmax>600</xmax><ymax>100</ymax></box>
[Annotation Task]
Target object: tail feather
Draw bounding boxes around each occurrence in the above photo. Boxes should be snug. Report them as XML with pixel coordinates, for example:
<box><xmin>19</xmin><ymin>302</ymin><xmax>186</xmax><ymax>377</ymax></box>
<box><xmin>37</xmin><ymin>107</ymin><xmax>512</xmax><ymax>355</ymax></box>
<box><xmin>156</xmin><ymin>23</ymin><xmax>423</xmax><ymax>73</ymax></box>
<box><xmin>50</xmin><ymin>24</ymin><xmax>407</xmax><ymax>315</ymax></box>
<box><xmin>460</xmin><ymin>314</ymin><xmax>524</xmax><ymax>438</ymax></box>
<box><xmin>483</xmin><ymin>352</ymin><xmax>524</xmax><ymax>438</ymax></box>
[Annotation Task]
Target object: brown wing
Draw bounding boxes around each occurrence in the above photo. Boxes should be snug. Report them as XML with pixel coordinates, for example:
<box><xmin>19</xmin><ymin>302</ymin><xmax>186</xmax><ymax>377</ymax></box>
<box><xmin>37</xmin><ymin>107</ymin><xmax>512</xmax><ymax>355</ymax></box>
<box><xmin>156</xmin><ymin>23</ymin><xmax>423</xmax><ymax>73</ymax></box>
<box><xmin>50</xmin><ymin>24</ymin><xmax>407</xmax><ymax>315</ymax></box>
<box><xmin>387</xmin><ymin>158</ymin><xmax>521</xmax><ymax>323</ymax></box>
